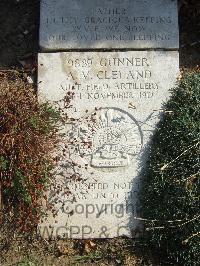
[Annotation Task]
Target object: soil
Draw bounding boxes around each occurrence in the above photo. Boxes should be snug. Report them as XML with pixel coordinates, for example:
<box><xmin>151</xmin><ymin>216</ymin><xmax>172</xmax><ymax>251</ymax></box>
<box><xmin>0</xmin><ymin>221</ymin><xmax>159</xmax><ymax>266</ymax></box>
<box><xmin>0</xmin><ymin>0</ymin><xmax>199</xmax><ymax>265</ymax></box>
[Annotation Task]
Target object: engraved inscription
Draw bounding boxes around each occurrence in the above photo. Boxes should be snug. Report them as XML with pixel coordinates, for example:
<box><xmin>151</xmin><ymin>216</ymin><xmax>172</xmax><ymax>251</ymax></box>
<box><xmin>59</xmin><ymin>55</ymin><xmax>159</xmax><ymax>105</ymax></box>
<box><xmin>40</xmin><ymin>0</ymin><xmax>179</xmax><ymax>49</ymax></box>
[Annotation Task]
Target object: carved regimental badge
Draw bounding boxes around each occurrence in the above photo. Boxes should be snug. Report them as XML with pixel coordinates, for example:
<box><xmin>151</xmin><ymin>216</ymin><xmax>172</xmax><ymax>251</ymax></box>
<box><xmin>70</xmin><ymin>108</ymin><xmax>143</xmax><ymax>169</ymax></box>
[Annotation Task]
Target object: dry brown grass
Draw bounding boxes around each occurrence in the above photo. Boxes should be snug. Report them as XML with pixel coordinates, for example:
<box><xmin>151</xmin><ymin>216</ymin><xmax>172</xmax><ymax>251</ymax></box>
<box><xmin>0</xmin><ymin>71</ymin><xmax>61</xmax><ymax>231</ymax></box>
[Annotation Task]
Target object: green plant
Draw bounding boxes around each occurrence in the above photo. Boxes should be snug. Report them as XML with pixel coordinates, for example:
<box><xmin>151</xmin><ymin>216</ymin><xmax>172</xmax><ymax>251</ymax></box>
<box><xmin>0</xmin><ymin>72</ymin><xmax>61</xmax><ymax>231</ymax></box>
<box><xmin>16</xmin><ymin>256</ymin><xmax>39</xmax><ymax>266</ymax></box>
<box><xmin>74</xmin><ymin>251</ymin><xmax>103</xmax><ymax>263</ymax></box>
<box><xmin>140</xmin><ymin>71</ymin><xmax>200</xmax><ymax>265</ymax></box>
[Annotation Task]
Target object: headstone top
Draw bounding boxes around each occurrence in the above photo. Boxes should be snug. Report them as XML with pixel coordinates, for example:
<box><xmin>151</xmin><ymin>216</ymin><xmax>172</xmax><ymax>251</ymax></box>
<box><xmin>40</xmin><ymin>0</ymin><xmax>179</xmax><ymax>50</ymax></box>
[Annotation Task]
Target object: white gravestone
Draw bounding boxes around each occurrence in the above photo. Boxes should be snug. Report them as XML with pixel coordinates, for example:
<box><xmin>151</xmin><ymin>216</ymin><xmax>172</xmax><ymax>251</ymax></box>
<box><xmin>40</xmin><ymin>0</ymin><xmax>179</xmax><ymax>50</ymax></box>
<box><xmin>38</xmin><ymin>51</ymin><xmax>179</xmax><ymax>238</ymax></box>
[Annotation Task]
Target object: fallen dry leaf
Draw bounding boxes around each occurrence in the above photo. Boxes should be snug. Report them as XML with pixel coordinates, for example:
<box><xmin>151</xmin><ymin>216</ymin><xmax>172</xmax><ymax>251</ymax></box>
<box><xmin>84</xmin><ymin>240</ymin><xmax>97</xmax><ymax>253</ymax></box>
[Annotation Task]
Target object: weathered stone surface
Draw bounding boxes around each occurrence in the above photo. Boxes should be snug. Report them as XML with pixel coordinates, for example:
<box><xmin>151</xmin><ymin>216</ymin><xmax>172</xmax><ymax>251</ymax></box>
<box><xmin>38</xmin><ymin>51</ymin><xmax>179</xmax><ymax>238</ymax></box>
<box><xmin>40</xmin><ymin>0</ymin><xmax>179</xmax><ymax>50</ymax></box>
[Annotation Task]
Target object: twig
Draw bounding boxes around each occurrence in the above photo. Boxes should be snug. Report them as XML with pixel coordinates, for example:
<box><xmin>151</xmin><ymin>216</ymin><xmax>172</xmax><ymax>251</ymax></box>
<box><xmin>133</xmin><ymin>214</ymin><xmax>200</xmax><ymax>230</ymax></box>
<box><xmin>181</xmin><ymin>40</ymin><xmax>200</xmax><ymax>48</ymax></box>
<box><xmin>0</xmin><ymin>69</ymin><xmax>31</xmax><ymax>74</ymax></box>
<box><xmin>183</xmin><ymin>232</ymin><xmax>200</xmax><ymax>244</ymax></box>
<box><xmin>178</xmin><ymin>214</ymin><xmax>200</xmax><ymax>228</ymax></box>
<box><xmin>0</xmin><ymin>69</ymin><xmax>22</xmax><ymax>74</ymax></box>
<box><xmin>132</xmin><ymin>216</ymin><xmax>190</xmax><ymax>224</ymax></box>
<box><xmin>146</xmin><ymin>226</ymin><xmax>165</xmax><ymax>231</ymax></box>
<box><xmin>183</xmin><ymin>172</ymin><xmax>199</xmax><ymax>182</ymax></box>
<box><xmin>161</xmin><ymin>141</ymin><xmax>200</xmax><ymax>171</ymax></box>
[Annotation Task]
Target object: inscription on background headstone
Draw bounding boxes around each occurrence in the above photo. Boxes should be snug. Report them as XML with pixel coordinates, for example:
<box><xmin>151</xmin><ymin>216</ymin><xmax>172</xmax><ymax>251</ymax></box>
<box><xmin>40</xmin><ymin>0</ymin><xmax>179</xmax><ymax>50</ymax></box>
<box><xmin>38</xmin><ymin>51</ymin><xmax>179</xmax><ymax>238</ymax></box>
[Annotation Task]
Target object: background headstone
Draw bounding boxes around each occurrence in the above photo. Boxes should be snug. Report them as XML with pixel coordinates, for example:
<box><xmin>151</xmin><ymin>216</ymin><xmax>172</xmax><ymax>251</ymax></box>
<box><xmin>40</xmin><ymin>0</ymin><xmax>179</xmax><ymax>50</ymax></box>
<box><xmin>38</xmin><ymin>51</ymin><xmax>179</xmax><ymax>238</ymax></box>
